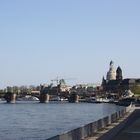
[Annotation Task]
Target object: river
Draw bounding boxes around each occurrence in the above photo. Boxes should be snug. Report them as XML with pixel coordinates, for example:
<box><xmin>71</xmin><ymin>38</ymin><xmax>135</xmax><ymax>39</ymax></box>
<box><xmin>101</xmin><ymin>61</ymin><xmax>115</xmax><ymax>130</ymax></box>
<box><xmin>0</xmin><ymin>101</ymin><xmax>123</xmax><ymax>140</ymax></box>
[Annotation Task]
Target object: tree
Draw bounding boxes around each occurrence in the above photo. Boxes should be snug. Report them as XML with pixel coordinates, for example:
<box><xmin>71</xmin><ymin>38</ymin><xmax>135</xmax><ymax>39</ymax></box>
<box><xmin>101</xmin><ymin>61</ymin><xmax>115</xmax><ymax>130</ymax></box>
<box><xmin>6</xmin><ymin>86</ymin><xmax>13</xmax><ymax>93</ymax></box>
<box><xmin>13</xmin><ymin>86</ymin><xmax>20</xmax><ymax>94</ymax></box>
<box><xmin>130</xmin><ymin>84</ymin><xmax>140</xmax><ymax>95</ymax></box>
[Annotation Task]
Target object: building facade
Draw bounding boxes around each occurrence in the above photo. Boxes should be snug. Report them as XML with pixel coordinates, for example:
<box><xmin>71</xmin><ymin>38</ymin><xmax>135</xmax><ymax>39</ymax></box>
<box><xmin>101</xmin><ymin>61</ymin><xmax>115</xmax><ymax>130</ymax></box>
<box><xmin>102</xmin><ymin>61</ymin><xmax>140</xmax><ymax>95</ymax></box>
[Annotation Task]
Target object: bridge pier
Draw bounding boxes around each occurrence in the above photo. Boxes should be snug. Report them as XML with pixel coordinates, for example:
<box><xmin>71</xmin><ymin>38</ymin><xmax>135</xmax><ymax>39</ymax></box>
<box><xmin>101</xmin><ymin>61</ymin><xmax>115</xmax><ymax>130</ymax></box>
<box><xmin>4</xmin><ymin>92</ymin><xmax>17</xmax><ymax>103</ymax></box>
<box><xmin>39</xmin><ymin>93</ymin><xmax>50</xmax><ymax>103</ymax></box>
<box><xmin>68</xmin><ymin>93</ymin><xmax>79</xmax><ymax>103</ymax></box>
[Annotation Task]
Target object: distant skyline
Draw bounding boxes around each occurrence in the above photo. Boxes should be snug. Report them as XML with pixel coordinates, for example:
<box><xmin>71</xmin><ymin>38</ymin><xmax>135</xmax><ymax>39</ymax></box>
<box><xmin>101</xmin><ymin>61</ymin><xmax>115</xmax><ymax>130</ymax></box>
<box><xmin>0</xmin><ymin>0</ymin><xmax>140</xmax><ymax>88</ymax></box>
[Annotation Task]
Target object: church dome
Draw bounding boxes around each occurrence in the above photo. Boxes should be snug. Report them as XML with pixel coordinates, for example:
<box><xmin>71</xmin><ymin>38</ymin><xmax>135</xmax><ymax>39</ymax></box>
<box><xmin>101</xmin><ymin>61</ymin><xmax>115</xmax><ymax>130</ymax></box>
<box><xmin>106</xmin><ymin>61</ymin><xmax>116</xmax><ymax>81</ymax></box>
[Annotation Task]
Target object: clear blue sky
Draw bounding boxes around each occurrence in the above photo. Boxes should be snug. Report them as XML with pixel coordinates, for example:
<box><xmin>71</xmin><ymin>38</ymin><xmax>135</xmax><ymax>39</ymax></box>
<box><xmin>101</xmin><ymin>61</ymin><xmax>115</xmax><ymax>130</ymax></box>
<box><xmin>0</xmin><ymin>0</ymin><xmax>140</xmax><ymax>88</ymax></box>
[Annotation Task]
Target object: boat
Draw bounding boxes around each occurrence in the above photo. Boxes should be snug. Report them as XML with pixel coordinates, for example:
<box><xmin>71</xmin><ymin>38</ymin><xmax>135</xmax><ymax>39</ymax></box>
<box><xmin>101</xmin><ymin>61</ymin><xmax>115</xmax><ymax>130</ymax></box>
<box><xmin>50</xmin><ymin>96</ymin><xmax>68</xmax><ymax>101</ymax></box>
<box><xmin>17</xmin><ymin>95</ymin><xmax>39</xmax><ymax>101</ymax></box>
<box><xmin>97</xmin><ymin>98</ymin><xmax>110</xmax><ymax>103</ymax></box>
<box><xmin>0</xmin><ymin>98</ymin><xmax>5</xmax><ymax>101</ymax></box>
<box><xmin>86</xmin><ymin>97</ymin><xmax>101</xmax><ymax>103</ymax></box>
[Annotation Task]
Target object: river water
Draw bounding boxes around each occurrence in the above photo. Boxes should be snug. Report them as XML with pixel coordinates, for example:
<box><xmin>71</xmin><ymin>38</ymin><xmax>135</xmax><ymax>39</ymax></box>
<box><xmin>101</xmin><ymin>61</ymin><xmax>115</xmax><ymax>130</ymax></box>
<box><xmin>0</xmin><ymin>101</ymin><xmax>123</xmax><ymax>140</ymax></box>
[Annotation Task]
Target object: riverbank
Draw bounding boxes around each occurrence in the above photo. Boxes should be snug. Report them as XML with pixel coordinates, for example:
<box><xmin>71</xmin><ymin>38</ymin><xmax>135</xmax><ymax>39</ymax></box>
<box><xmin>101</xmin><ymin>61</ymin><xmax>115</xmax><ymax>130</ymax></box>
<box><xmin>47</xmin><ymin>105</ymin><xmax>132</xmax><ymax>140</ymax></box>
<box><xmin>104</xmin><ymin>107</ymin><xmax>140</xmax><ymax>140</ymax></box>
<box><xmin>84</xmin><ymin>106</ymin><xmax>134</xmax><ymax>140</ymax></box>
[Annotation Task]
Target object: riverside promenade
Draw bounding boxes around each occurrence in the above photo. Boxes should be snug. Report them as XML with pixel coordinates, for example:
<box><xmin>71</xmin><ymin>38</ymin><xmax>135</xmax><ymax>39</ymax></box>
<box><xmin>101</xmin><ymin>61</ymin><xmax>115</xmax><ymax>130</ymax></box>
<box><xmin>85</xmin><ymin>106</ymin><xmax>140</xmax><ymax>140</ymax></box>
<box><xmin>47</xmin><ymin>105</ymin><xmax>133</xmax><ymax>140</ymax></box>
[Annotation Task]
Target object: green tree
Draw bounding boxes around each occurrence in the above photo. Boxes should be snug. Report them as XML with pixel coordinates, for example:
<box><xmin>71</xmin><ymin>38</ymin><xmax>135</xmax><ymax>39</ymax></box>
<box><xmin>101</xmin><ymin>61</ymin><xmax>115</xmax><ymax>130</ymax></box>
<box><xmin>6</xmin><ymin>86</ymin><xmax>13</xmax><ymax>93</ymax></box>
<box><xmin>131</xmin><ymin>84</ymin><xmax>140</xmax><ymax>95</ymax></box>
<box><xmin>13</xmin><ymin>86</ymin><xmax>20</xmax><ymax>94</ymax></box>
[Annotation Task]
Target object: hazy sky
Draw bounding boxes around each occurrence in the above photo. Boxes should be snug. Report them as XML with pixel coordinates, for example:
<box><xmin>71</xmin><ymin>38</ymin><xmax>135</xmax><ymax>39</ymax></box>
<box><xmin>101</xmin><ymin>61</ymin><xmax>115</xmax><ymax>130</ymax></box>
<box><xmin>0</xmin><ymin>0</ymin><xmax>140</xmax><ymax>88</ymax></box>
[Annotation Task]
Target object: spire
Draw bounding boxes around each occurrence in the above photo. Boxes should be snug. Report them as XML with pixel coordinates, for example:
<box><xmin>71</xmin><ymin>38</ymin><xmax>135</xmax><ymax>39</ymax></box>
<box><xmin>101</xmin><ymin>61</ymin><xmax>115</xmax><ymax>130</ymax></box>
<box><xmin>116</xmin><ymin>66</ymin><xmax>123</xmax><ymax>80</ymax></box>
<box><xmin>110</xmin><ymin>60</ymin><xmax>114</xmax><ymax>66</ymax></box>
<box><xmin>102</xmin><ymin>76</ymin><xmax>106</xmax><ymax>84</ymax></box>
<box><xmin>102</xmin><ymin>76</ymin><xmax>106</xmax><ymax>90</ymax></box>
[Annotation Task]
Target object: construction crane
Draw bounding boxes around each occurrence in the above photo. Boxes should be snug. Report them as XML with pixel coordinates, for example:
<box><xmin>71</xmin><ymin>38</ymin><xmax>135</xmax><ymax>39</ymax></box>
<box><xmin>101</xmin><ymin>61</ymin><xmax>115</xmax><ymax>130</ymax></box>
<box><xmin>51</xmin><ymin>77</ymin><xmax>60</xmax><ymax>86</ymax></box>
<box><xmin>51</xmin><ymin>77</ymin><xmax>76</xmax><ymax>86</ymax></box>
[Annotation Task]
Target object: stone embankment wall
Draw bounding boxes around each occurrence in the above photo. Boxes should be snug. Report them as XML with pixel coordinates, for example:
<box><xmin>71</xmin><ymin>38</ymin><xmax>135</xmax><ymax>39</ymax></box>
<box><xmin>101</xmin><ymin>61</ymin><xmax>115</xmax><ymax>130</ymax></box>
<box><xmin>47</xmin><ymin>105</ymin><xmax>132</xmax><ymax>140</ymax></box>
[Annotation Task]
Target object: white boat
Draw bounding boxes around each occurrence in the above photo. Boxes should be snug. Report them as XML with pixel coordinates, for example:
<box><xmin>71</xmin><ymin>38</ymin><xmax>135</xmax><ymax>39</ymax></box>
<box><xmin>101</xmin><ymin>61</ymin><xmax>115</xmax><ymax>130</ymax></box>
<box><xmin>0</xmin><ymin>98</ymin><xmax>5</xmax><ymax>101</ymax></box>
<box><xmin>96</xmin><ymin>98</ymin><xmax>111</xmax><ymax>103</ymax></box>
<box><xmin>50</xmin><ymin>97</ymin><xmax>68</xmax><ymax>101</ymax></box>
<box><xmin>17</xmin><ymin>95</ymin><xmax>39</xmax><ymax>101</ymax></box>
<box><xmin>86</xmin><ymin>97</ymin><xmax>101</xmax><ymax>103</ymax></box>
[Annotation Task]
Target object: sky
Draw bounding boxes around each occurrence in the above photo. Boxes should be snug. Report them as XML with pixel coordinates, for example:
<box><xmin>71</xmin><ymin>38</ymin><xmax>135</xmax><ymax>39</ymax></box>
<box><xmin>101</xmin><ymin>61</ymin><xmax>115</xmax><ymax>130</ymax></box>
<box><xmin>0</xmin><ymin>0</ymin><xmax>140</xmax><ymax>88</ymax></box>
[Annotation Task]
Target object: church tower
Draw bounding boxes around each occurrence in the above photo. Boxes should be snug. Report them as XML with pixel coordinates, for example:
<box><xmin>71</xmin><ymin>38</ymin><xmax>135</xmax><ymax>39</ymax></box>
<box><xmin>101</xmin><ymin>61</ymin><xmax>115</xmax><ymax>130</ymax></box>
<box><xmin>116</xmin><ymin>66</ymin><xmax>123</xmax><ymax>81</ymax></box>
<box><xmin>106</xmin><ymin>61</ymin><xmax>116</xmax><ymax>81</ymax></box>
<box><xmin>102</xmin><ymin>76</ymin><xmax>106</xmax><ymax>91</ymax></box>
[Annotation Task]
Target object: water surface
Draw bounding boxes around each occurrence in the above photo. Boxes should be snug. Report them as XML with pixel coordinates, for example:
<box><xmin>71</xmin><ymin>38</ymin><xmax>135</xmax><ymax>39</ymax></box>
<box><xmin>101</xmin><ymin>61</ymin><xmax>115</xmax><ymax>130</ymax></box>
<box><xmin>0</xmin><ymin>101</ymin><xmax>123</xmax><ymax>140</ymax></box>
